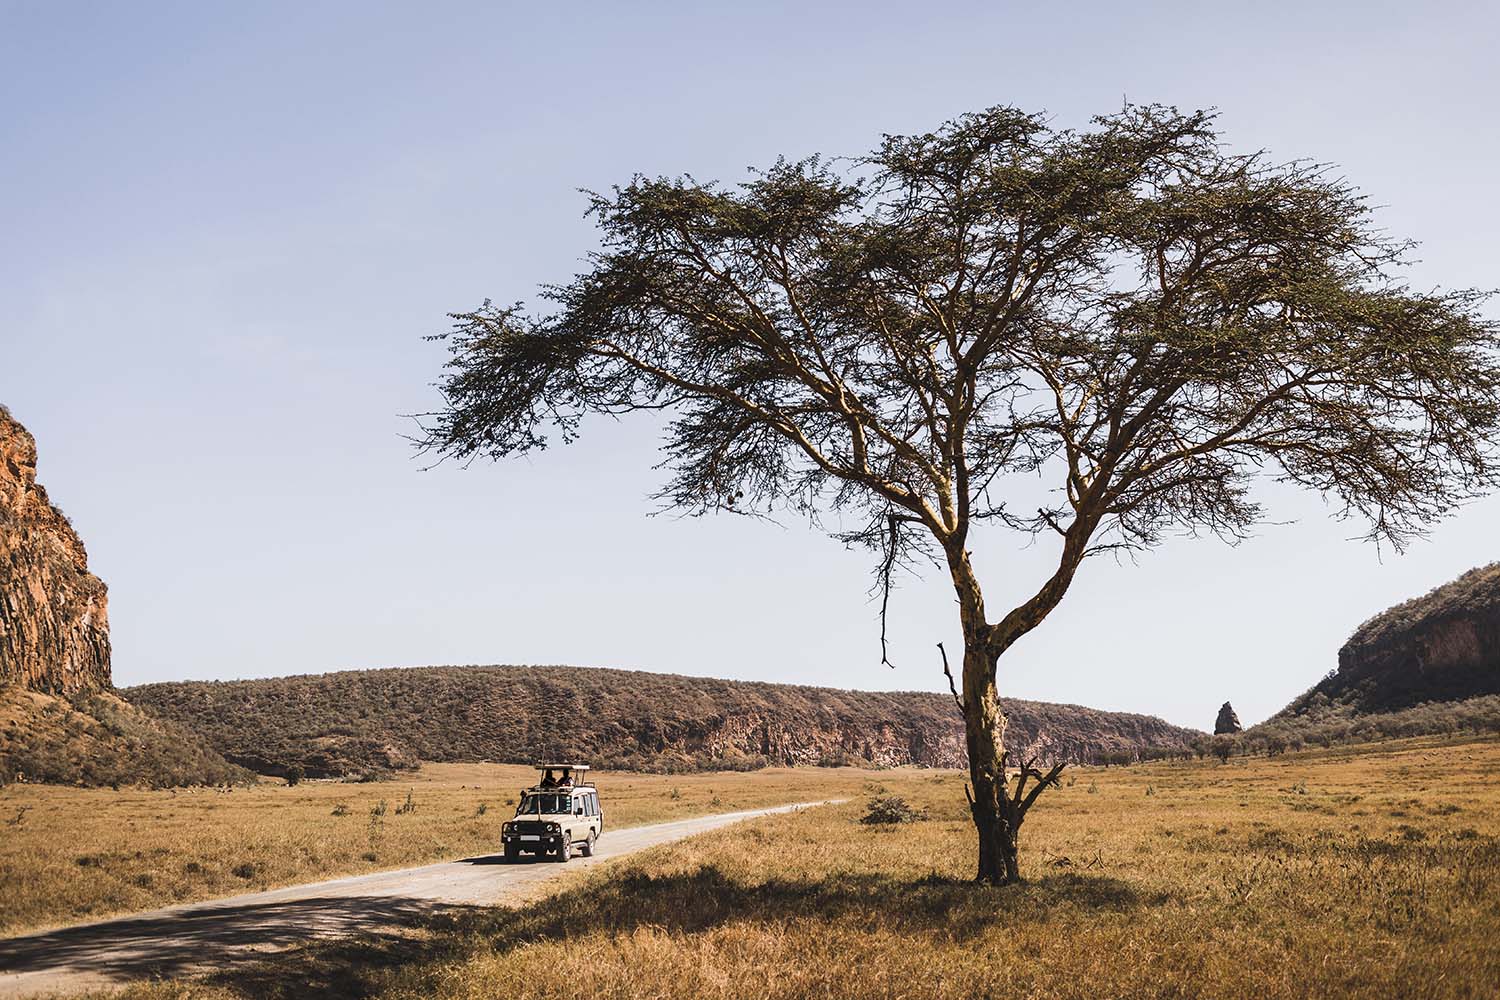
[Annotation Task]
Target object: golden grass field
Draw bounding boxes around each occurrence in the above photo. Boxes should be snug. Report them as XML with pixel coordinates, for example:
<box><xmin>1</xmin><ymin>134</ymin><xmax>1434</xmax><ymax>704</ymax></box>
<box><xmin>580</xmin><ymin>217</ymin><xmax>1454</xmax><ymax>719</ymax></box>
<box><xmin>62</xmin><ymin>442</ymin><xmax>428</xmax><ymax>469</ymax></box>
<box><xmin>0</xmin><ymin>763</ymin><xmax>876</xmax><ymax>937</ymax></box>
<box><xmin>5</xmin><ymin>736</ymin><xmax>1497</xmax><ymax>999</ymax></box>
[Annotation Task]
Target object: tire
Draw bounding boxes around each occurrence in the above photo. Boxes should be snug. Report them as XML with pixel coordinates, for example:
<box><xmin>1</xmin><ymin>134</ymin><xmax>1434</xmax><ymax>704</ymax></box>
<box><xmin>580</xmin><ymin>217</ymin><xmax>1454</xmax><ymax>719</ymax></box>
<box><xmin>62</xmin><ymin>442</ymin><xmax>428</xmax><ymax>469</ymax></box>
<box><xmin>555</xmin><ymin>833</ymin><xmax>571</xmax><ymax>863</ymax></box>
<box><xmin>580</xmin><ymin>830</ymin><xmax>596</xmax><ymax>857</ymax></box>
<box><xmin>504</xmin><ymin>843</ymin><xmax>519</xmax><ymax>863</ymax></box>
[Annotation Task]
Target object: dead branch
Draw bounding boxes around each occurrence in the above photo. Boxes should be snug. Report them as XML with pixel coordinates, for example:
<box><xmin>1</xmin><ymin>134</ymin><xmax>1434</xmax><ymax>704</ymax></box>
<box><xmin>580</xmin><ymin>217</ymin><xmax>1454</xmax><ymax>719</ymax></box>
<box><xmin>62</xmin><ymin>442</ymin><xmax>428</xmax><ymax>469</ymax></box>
<box><xmin>937</xmin><ymin>642</ymin><xmax>964</xmax><ymax>712</ymax></box>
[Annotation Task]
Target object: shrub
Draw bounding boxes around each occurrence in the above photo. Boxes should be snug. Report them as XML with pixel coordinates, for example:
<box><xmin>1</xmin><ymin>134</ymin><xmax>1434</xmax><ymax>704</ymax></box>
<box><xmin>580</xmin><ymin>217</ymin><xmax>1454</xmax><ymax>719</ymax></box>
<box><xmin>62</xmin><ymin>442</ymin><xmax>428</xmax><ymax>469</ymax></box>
<box><xmin>860</xmin><ymin>795</ymin><xmax>927</xmax><ymax>825</ymax></box>
<box><xmin>285</xmin><ymin>764</ymin><xmax>305</xmax><ymax>786</ymax></box>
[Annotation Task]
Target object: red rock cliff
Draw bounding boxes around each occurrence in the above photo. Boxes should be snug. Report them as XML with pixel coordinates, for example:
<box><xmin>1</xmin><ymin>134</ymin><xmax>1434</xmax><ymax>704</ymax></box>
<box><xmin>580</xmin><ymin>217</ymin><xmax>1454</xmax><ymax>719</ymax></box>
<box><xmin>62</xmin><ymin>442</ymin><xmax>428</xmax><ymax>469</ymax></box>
<box><xmin>0</xmin><ymin>406</ymin><xmax>111</xmax><ymax>694</ymax></box>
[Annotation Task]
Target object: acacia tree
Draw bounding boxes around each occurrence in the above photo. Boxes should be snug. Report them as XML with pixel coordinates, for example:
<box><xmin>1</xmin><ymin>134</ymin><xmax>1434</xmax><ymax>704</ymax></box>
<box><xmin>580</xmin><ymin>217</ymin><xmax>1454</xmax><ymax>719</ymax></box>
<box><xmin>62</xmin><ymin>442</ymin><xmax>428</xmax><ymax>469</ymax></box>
<box><xmin>420</xmin><ymin>106</ymin><xmax>1500</xmax><ymax>884</ymax></box>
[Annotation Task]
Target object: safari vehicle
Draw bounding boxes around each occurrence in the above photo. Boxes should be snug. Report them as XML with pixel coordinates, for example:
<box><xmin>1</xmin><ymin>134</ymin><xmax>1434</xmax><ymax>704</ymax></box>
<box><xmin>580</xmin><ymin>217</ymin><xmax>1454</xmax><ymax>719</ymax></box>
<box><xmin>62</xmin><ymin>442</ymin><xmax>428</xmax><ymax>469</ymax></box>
<box><xmin>500</xmin><ymin>763</ymin><xmax>603</xmax><ymax>862</ymax></box>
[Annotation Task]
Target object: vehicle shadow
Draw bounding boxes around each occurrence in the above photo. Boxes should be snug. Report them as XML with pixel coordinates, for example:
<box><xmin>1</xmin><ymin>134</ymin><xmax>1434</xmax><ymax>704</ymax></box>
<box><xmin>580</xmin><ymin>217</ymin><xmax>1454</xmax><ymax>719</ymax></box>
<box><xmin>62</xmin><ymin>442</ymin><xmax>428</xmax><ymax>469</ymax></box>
<box><xmin>185</xmin><ymin>866</ymin><xmax>1158</xmax><ymax>999</ymax></box>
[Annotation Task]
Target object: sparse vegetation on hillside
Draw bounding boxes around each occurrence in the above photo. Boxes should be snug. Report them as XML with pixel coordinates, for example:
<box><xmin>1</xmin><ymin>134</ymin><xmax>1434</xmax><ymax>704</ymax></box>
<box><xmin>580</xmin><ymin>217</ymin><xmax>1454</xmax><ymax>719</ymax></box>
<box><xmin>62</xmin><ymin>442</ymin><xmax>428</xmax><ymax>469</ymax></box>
<box><xmin>0</xmin><ymin>686</ymin><xmax>252</xmax><ymax>790</ymax></box>
<box><xmin>125</xmin><ymin>665</ymin><xmax>1197</xmax><ymax>779</ymax></box>
<box><xmin>1223</xmin><ymin>694</ymin><xmax>1500</xmax><ymax>760</ymax></box>
<box><xmin>1346</xmin><ymin>562</ymin><xmax>1500</xmax><ymax>650</ymax></box>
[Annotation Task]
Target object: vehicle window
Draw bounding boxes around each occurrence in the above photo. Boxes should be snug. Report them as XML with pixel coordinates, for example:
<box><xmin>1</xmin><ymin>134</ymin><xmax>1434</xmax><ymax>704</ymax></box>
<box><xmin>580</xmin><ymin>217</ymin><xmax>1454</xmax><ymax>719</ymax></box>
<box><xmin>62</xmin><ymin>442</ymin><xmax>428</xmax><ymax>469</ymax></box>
<box><xmin>591</xmin><ymin>792</ymin><xmax>599</xmax><ymax>815</ymax></box>
<box><xmin>518</xmin><ymin>794</ymin><xmax>571</xmax><ymax>814</ymax></box>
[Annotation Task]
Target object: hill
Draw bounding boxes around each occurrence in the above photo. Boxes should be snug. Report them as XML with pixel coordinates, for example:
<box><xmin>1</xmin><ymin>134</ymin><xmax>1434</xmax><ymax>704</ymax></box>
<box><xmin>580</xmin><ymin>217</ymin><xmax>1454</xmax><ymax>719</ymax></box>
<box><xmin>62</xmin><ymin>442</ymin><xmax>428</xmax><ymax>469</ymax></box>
<box><xmin>1288</xmin><ymin>562</ymin><xmax>1500</xmax><ymax>717</ymax></box>
<box><xmin>0</xmin><ymin>685</ymin><xmax>253</xmax><ymax>788</ymax></box>
<box><xmin>125</xmin><ymin>664</ymin><xmax>1200</xmax><ymax>778</ymax></box>
<box><xmin>1231</xmin><ymin>563</ymin><xmax>1500</xmax><ymax>755</ymax></box>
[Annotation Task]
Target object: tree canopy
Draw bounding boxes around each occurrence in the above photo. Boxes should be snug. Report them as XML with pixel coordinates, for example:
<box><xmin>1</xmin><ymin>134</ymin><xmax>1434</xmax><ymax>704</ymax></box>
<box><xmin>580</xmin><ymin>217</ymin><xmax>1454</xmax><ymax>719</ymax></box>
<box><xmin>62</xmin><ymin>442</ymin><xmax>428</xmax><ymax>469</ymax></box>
<box><xmin>424</xmin><ymin>105</ymin><xmax>1499</xmax><ymax>633</ymax></box>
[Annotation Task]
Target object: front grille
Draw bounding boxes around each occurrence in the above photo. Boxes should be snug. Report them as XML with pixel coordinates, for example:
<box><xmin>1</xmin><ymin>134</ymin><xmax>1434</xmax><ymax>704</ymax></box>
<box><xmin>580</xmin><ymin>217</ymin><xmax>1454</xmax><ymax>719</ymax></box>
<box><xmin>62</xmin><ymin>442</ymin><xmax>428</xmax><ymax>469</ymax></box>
<box><xmin>511</xmin><ymin>820</ymin><xmax>551</xmax><ymax>836</ymax></box>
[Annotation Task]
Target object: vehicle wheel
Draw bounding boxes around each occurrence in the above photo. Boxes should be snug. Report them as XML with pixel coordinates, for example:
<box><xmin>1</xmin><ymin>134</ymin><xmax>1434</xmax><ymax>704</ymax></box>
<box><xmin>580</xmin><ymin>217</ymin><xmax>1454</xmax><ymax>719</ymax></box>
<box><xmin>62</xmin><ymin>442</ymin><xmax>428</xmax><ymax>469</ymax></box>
<box><xmin>580</xmin><ymin>831</ymin><xmax>596</xmax><ymax>857</ymax></box>
<box><xmin>504</xmin><ymin>844</ymin><xmax>519</xmax><ymax>863</ymax></box>
<box><xmin>555</xmin><ymin>833</ymin><xmax>571</xmax><ymax>862</ymax></box>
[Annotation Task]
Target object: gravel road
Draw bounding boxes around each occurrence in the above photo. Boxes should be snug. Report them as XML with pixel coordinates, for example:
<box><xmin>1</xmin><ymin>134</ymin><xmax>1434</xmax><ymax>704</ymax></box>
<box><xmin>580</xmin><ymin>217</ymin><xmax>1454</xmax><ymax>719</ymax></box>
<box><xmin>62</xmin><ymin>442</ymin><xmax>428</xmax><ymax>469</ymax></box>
<box><xmin>0</xmin><ymin>800</ymin><xmax>839</xmax><ymax>998</ymax></box>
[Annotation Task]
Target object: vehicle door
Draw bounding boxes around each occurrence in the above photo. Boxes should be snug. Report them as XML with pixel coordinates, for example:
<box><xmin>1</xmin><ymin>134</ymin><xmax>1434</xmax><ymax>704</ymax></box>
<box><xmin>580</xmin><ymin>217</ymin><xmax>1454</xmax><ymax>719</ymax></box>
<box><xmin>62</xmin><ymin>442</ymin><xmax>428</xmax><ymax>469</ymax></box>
<box><xmin>568</xmin><ymin>792</ymin><xmax>586</xmax><ymax>839</ymax></box>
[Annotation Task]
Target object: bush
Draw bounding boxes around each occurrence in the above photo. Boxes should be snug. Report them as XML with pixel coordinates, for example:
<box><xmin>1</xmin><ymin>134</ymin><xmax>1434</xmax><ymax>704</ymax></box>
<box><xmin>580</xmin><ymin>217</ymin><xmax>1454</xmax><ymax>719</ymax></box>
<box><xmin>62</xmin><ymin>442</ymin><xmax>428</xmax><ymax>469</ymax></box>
<box><xmin>285</xmin><ymin>764</ymin><xmax>305</xmax><ymax>786</ymax></box>
<box><xmin>860</xmin><ymin>795</ymin><xmax>926</xmax><ymax>825</ymax></box>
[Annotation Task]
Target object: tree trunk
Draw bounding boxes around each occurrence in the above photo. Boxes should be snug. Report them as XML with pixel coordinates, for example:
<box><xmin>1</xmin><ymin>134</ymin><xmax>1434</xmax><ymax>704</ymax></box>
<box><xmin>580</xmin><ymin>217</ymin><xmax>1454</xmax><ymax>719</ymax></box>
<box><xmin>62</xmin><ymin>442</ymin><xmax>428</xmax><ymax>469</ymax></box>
<box><xmin>947</xmin><ymin>545</ymin><xmax>1021</xmax><ymax>885</ymax></box>
<box><xmin>962</xmin><ymin>638</ymin><xmax>1018</xmax><ymax>884</ymax></box>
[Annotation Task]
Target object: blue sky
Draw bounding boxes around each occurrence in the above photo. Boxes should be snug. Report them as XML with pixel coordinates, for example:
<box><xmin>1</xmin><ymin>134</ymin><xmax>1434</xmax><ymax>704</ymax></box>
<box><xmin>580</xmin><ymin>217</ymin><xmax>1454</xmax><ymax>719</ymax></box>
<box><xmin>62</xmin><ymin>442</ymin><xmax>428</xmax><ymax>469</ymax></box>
<box><xmin>4</xmin><ymin>1</ymin><xmax>1497</xmax><ymax>729</ymax></box>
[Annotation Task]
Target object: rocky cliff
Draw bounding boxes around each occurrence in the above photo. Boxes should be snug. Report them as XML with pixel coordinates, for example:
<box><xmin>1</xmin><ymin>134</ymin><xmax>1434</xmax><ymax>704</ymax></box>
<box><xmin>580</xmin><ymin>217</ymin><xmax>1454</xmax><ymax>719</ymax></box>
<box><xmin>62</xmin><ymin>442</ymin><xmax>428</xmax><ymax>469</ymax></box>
<box><xmin>1274</xmin><ymin>563</ymin><xmax>1500</xmax><ymax>723</ymax></box>
<box><xmin>127</xmin><ymin>664</ymin><xmax>1202</xmax><ymax>778</ymax></box>
<box><xmin>0</xmin><ymin>406</ymin><xmax>111</xmax><ymax>694</ymax></box>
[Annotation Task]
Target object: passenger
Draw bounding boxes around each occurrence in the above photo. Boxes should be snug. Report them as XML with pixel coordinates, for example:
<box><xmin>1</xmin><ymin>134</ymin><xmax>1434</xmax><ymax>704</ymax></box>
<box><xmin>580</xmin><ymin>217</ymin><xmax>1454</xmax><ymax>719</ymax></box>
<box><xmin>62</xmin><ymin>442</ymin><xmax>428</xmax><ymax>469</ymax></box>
<box><xmin>539</xmin><ymin>769</ymin><xmax>559</xmax><ymax>788</ymax></box>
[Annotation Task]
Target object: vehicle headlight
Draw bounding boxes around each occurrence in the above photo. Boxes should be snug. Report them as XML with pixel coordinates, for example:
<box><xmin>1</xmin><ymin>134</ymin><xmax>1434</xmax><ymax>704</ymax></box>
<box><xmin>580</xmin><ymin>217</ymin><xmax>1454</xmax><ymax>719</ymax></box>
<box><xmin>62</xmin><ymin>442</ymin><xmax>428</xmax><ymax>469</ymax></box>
<box><xmin>502</xmin><ymin>822</ymin><xmax>512</xmax><ymax>832</ymax></box>
<box><xmin>547</xmin><ymin>822</ymin><xmax>559</xmax><ymax>832</ymax></box>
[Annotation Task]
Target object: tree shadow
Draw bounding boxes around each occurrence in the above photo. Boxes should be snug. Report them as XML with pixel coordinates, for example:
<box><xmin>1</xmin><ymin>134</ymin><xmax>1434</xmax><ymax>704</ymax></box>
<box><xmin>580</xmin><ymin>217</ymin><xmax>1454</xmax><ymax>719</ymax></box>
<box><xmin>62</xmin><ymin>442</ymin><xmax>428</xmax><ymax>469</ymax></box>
<box><xmin>0</xmin><ymin>866</ymin><xmax>1160</xmax><ymax>999</ymax></box>
<box><xmin>0</xmin><ymin>895</ymin><xmax>478</xmax><ymax>991</ymax></box>
<box><xmin>192</xmin><ymin>866</ymin><xmax>1157</xmax><ymax>999</ymax></box>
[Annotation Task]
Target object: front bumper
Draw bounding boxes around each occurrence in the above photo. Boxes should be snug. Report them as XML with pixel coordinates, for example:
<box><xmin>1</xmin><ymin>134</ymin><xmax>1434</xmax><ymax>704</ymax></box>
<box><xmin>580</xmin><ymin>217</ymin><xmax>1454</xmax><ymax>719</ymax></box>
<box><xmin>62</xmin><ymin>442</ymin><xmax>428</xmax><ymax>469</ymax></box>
<box><xmin>502</xmin><ymin>832</ymin><xmax>563</xmax><ymax>846</ymax></box>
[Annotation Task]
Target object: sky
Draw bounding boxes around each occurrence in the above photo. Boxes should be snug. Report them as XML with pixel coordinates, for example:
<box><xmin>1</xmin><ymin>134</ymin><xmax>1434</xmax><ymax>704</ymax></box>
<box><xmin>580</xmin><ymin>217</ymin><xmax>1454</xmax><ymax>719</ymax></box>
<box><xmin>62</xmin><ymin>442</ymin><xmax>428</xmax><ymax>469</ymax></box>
<box><xmin>3</xmin><ymin>1</ymin><xmax>1497</xmax><ymax>730</ymax></box>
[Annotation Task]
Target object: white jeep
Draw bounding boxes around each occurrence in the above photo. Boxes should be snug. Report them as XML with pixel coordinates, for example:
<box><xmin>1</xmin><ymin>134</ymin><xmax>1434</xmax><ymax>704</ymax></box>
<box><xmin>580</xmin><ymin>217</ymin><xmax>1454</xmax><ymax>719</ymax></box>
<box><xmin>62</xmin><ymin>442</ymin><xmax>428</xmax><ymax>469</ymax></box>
<box><xmin>500</xmin><ymin>763</ymin><xmax>603</xmax><ymax>862</ymax></box>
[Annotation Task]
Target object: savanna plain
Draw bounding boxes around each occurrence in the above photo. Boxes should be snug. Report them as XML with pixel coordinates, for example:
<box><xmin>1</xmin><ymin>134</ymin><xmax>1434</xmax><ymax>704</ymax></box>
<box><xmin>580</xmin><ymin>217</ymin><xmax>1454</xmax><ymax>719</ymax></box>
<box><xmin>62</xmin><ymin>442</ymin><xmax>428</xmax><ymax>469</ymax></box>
<box><xmin>4</xmin><ymin>737</ymin><xmax>1497</xmax><ymax>1000</ymax></box>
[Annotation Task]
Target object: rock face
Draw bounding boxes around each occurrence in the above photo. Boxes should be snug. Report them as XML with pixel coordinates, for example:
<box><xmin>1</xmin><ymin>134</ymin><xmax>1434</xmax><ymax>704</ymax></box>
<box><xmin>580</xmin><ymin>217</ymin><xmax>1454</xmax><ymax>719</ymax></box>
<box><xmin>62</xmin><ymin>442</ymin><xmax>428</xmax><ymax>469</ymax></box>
<box><xmin>1325</xmin><ymin>563</ymin><xmax>1500</xmax><ymax>714</ymax></box>
<box><xmin>1269</xmin><ymin>563</ymin><xmax>1500</xmax><ymax>723</ymax></box>
<box><xmin>0</xmin><ymin>407</ymin><xmax>111</xmax><ymax>695</ymax></box>
<box><xmin>1214</xmin><ymin>701</ymin><xmax>1242</xmax><ymax>734</ymax></box>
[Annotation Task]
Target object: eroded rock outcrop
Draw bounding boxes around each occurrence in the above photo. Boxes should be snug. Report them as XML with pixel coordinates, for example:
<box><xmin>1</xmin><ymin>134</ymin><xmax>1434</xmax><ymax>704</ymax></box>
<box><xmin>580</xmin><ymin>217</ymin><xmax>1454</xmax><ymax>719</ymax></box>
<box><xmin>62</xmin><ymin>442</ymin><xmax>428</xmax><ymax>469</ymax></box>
<box><xmin>1</xmin><ymin>406</ymin><xmax>111</xmax><ymax>695</ymax></box>
<box><xmin>1214</xmin><ymin>701</ymin><xmax>1242</xmax><ymax>734</ymax></box>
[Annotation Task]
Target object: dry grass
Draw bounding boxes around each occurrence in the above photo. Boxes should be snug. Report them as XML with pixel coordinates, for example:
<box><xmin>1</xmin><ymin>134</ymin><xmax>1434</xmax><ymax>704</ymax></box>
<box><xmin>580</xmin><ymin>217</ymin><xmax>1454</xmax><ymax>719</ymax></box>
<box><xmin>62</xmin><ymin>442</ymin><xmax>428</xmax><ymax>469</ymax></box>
<box><xmin>96</xmin><ymin>735</ymin><xmax>1500</xmax><ymax>1000</ymax></box>
<box><xmin>0</xmin><ymin>763</ymin><xmax>878</xmax><ymax>936</ymax></box>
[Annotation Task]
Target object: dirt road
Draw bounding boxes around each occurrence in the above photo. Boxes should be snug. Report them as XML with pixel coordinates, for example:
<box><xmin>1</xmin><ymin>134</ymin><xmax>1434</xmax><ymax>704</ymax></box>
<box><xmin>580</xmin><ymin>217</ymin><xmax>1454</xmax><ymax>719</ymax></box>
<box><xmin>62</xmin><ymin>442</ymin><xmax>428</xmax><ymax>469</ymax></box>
<box><xmin>0</xmin><ymin>800</ymin><xmax>838</xmax><ymax>998</ymax></box>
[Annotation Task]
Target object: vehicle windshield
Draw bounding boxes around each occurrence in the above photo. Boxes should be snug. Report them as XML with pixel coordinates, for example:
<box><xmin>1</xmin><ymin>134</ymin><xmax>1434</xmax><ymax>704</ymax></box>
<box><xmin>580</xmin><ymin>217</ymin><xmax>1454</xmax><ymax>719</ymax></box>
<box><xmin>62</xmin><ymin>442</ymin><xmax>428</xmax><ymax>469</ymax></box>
<box><xmin>516</xmin><ymin>793</ymin><xmax>572</xmax><ymax>815</ymax></box>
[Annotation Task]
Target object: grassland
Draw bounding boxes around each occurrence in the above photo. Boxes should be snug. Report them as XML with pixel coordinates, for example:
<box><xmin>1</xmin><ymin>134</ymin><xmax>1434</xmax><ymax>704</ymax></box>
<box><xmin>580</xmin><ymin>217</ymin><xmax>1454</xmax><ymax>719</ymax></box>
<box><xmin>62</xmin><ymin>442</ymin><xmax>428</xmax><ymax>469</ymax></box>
<box><xmin>76</xmin><ymin>735</ymin><xmax>1500</xmax><ymax>1000</ymax></box>
<box><xmin>0</xmin><ymin>763</ymin><xmax>879</xmax><ymax>936</ymax></box>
